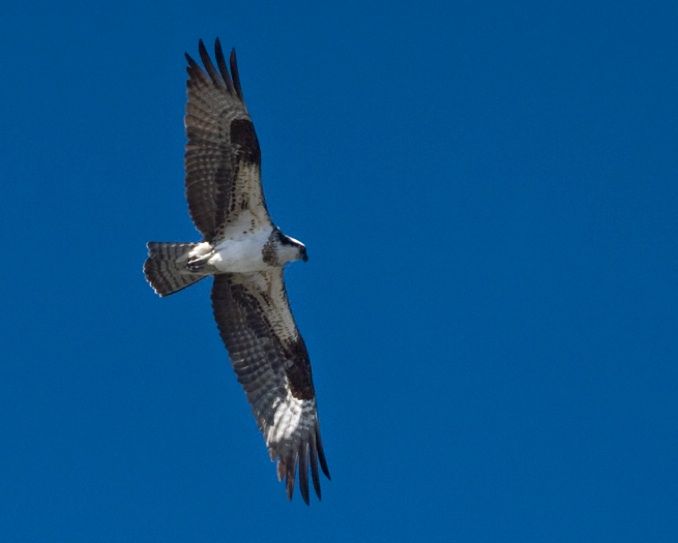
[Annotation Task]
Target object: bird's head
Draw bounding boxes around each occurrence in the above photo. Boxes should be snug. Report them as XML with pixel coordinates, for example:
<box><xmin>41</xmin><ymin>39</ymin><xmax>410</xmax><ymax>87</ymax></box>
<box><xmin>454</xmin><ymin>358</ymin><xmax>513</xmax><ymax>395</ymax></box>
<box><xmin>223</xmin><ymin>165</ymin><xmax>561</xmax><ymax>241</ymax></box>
<box><xmin>270</xmin><ymin>229</ymin><xmax>308</xmax><ymax>265</ymax></box>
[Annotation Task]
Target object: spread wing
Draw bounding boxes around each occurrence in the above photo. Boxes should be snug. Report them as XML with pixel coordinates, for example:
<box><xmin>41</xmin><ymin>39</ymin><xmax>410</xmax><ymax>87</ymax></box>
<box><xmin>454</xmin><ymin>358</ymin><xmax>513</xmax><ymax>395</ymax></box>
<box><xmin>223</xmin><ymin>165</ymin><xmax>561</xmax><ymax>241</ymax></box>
<box><xmin>211</xmin><ymin>271</ymin><xmax>330</xmax><ymax>503</ymax></box>
<box><xmin>184</xmin><ymin>39</ymin><xmax>270</xmax><ymax>241</ymax></box>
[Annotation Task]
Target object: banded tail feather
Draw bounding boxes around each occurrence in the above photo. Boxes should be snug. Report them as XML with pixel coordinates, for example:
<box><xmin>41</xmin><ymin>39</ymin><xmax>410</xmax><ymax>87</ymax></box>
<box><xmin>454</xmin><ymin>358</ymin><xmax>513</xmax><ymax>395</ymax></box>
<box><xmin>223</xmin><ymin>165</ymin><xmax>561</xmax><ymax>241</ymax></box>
<box><xmin>144</xmin><ymin>242</ymin><xmax>206</xmax><ymax>296</ymax></box>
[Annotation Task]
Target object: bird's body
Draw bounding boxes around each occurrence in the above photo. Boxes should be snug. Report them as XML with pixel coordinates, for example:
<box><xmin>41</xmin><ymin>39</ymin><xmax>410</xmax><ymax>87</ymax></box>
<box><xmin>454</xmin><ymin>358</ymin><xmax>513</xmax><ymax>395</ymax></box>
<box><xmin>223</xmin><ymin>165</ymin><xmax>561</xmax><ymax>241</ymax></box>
<box><xmin>143</xmin><ymin>39</ymin><xmax>329</xmax><ymax>504</ymax></box>
<box><xmin>209</xmin><ymin>231</ymin><xmax>275</xmax><ymax>273</ymax></box>
<box><xmin>183</xmin><ymin>226</ymin><xmax>297</xmax><ymax>274</ymax></box>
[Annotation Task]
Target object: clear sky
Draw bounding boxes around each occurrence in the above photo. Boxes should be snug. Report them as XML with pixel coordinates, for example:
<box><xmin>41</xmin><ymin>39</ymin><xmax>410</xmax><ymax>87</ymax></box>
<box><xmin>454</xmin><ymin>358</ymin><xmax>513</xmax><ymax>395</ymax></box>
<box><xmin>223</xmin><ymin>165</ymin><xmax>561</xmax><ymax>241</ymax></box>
<box><xmin>1</xmin><ymin>1</ymin><xmax>677</xmax><ymax>541</ymax></box>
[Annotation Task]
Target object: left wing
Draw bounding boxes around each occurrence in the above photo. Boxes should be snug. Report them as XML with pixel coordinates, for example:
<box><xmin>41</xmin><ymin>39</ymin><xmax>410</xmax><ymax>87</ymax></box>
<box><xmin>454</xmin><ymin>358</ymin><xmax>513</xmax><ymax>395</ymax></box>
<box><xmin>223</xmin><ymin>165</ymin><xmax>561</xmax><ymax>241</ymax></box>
<box><xmin>211</xmin><ymin>271</ymin><xmax>330</xmax><ymax>503</ymax></box>
<box><xmin>184</xmin><ymin>39</ymin><xmax>270</xmax><ymax>241</ymax></box>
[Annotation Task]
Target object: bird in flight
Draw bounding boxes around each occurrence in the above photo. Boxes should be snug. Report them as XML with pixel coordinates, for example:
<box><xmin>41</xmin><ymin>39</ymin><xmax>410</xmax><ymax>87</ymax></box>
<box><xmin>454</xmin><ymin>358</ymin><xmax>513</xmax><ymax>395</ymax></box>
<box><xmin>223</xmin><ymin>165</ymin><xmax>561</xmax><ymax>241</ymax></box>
<box><xmin>144</xmin><ymin>39</ymin><xmax>330</xmax><ymax>504</ymax></box>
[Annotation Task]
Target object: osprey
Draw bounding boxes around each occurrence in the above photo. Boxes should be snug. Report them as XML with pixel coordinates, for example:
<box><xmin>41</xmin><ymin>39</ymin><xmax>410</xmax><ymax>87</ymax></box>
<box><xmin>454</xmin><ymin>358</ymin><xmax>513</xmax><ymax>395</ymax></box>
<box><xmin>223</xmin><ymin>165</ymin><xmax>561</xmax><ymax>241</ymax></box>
<box><xmin>144</xmin><ymin>39</ymin><xmax>330</xmax><ymax>504</ymax></box>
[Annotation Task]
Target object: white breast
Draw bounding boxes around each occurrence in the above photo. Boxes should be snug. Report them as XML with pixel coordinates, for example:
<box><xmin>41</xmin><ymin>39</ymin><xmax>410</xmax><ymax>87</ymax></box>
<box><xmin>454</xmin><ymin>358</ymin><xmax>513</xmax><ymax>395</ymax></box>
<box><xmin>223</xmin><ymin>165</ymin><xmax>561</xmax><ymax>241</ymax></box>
<box><xmin>208</xmin><ymin>227</ymin><xmax>273</xmax><ymax>273</ymax></box>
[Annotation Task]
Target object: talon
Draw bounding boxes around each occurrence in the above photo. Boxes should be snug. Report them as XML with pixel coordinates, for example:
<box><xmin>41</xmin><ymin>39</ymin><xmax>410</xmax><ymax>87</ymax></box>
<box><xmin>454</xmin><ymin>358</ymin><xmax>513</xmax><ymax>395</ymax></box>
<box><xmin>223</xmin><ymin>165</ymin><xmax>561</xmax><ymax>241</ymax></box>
<box><xmin>187</xmin><ymin>259</ymin><xmax>204</xmax><ymax>272</ymax></box>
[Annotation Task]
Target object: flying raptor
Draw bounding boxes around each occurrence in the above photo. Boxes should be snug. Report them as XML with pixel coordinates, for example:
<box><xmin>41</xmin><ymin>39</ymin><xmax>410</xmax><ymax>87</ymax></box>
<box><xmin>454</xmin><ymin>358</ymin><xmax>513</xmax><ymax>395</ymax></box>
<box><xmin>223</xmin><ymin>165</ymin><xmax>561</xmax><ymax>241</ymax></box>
<box><xmin>143</xmin><ymin>39</ymin><xmax>330</xmax><ymax>504</ymax></box>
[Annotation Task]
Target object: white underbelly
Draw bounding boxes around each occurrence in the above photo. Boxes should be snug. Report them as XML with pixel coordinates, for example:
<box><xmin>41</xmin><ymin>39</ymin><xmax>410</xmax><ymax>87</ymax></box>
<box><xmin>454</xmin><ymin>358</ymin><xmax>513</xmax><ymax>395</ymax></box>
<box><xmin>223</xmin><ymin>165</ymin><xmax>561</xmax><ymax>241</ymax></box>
<box><xmin>208</xmin><ymin>237</ymin><xmax>270</xmax><ymax>273</ymax></box>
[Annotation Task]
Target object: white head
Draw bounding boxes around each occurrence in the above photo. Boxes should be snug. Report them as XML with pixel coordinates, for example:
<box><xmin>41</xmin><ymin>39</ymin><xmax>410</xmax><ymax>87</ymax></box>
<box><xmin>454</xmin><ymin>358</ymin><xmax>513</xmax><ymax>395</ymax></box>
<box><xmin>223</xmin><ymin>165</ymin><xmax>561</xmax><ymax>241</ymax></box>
<box><xmin>264</xmin><ymin>228</ymin><xmax>308</xmax><ymax>266</ymax></box>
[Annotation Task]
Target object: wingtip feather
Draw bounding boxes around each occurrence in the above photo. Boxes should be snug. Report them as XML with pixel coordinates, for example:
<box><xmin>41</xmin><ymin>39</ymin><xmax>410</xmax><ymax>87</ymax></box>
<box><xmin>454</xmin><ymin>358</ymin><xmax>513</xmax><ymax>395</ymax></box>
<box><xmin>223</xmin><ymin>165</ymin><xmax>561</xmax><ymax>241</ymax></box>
<box><xmin>316</xmin><ymin>427</ymin><xmax>331</xmax><ymax>480</ymax></box>
<box><xmin>230</xmin><ymin>48</ymin><xmax>244</xmax><ymax>101</ymax></box>
<box><xmin>285</xmin><ymin>458</ymin><xmax>297</xmax><ymax>502</ymax></box>
<box><xmin>214</xmin><ymin>38</ymin><xmax>235</xmax><ymax>93</ymax></box>
<box><xmin>309</xmin><ymin>439</ymin><xmax>322</xmax><ymax>498</ymax></box>
<box><xmin>298</xmin><ymin>444</ymin><xmax>310</xmax><ymax>504</ymax></box>
<box><xmin>201</xmin><ymin>41</ymin><xmax>221</xmax><ymax>85</ymax></box>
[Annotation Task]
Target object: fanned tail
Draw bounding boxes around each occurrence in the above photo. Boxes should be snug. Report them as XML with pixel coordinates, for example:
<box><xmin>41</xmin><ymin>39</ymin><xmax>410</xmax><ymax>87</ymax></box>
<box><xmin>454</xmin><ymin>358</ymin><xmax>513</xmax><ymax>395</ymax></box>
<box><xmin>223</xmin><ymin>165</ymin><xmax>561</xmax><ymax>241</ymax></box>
<box><xmin>144</xmin><ymin>242</ymin><xmax>206</xmax><ymax>297</ymax></box>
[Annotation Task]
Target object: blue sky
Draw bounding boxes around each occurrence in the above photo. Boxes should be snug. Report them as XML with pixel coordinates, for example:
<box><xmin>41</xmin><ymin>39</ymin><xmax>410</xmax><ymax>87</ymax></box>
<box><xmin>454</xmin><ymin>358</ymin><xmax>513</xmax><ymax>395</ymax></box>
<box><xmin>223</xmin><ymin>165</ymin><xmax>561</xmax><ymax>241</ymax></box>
<box><xmin>2</xmin><ymin>1</ymin><xmax>677</xmax><ymax>540</ymax></box>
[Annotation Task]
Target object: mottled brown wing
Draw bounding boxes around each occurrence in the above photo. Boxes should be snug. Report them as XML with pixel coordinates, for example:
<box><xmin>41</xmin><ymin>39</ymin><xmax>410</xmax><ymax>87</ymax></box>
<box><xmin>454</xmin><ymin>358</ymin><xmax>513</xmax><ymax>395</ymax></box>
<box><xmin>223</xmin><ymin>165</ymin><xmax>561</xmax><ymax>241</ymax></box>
<box><xmin>211</xmin><ymin>271</ymin><xmax>330</xmax><ymax>504</ymax></box>
<box><xmin>184</xmin><ymin>39</ymin><xmax>270</xmax><ymax>241</ymax></box>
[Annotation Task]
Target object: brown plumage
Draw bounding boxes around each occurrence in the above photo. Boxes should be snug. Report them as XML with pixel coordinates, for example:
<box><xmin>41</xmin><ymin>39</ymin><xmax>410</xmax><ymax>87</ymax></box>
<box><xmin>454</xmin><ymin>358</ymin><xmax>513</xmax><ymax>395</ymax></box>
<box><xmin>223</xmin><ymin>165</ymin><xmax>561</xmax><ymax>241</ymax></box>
<box><xmin>144</xmin><ymin>39</ymin><xmax>330</xmax><ymax>503</ymax></box>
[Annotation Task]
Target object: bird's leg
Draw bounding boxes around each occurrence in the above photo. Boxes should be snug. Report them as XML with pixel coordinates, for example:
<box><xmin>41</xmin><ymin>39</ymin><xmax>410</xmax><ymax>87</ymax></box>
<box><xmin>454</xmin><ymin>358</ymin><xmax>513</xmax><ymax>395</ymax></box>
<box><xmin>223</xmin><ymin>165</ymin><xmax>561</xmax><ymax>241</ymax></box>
<box><xmin>184</xmin><ymin>242</ymin><xmax>214</xmax><ymax>272</ymax></box>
